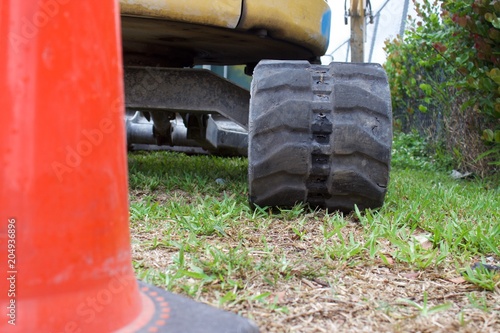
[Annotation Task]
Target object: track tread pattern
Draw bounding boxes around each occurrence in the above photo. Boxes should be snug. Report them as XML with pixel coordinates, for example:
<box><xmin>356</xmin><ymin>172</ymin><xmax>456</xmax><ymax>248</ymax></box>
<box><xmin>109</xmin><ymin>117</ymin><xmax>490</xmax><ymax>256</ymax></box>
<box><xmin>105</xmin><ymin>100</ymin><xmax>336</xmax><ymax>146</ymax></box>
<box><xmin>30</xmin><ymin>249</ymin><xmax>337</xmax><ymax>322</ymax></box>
<box><xmin>248</xmin><ymin>60</ymin><xmax>392</xmax><ymax>211</ymax></box>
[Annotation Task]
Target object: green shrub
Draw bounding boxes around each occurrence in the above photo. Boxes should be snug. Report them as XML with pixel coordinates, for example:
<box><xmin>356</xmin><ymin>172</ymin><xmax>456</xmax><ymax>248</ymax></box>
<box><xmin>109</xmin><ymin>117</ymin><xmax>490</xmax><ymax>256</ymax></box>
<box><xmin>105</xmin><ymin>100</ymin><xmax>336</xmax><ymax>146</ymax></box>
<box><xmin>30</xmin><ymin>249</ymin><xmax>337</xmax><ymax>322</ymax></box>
<box><xmin>384</xmin><ymin>0</ymin><xmax>500</xmax><ymax>174</ymax></box>
<box><xmin>392</xmin><ymin>131</ymin><xmax>453</xmax><ymax>171</ymax></box>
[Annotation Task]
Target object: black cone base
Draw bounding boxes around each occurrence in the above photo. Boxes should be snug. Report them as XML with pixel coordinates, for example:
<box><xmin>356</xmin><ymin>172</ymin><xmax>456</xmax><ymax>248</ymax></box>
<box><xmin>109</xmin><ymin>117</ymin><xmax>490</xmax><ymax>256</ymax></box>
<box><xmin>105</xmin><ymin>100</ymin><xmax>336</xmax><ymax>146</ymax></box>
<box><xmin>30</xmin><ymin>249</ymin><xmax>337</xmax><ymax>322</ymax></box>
<box><xmin>128</xmin><ymin>281</ymin><xmax>259</xmax><ymax>333</ymax></box>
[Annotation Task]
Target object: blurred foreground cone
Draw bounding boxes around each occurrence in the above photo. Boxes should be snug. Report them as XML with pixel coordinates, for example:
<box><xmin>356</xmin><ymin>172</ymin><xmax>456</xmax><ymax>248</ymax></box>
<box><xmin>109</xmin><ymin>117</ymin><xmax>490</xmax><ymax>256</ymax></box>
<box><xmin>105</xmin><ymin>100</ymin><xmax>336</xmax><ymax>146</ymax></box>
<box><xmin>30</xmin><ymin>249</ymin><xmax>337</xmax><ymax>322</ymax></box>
<box><xmin>0</xmin><ymin>1</ymin><xmax>258</xmax><ymax>332</ymax></box>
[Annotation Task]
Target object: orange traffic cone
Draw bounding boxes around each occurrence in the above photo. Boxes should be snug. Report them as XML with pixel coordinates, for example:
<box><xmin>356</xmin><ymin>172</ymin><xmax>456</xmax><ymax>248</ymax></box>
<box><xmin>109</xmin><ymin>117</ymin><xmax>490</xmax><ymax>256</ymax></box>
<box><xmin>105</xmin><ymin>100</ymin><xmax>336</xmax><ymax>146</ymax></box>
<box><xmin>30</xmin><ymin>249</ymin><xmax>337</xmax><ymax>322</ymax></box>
<box><xmin>0</xmin><ymin>1</ymin><xmax>257</xmax><ymax>332</ymax></box>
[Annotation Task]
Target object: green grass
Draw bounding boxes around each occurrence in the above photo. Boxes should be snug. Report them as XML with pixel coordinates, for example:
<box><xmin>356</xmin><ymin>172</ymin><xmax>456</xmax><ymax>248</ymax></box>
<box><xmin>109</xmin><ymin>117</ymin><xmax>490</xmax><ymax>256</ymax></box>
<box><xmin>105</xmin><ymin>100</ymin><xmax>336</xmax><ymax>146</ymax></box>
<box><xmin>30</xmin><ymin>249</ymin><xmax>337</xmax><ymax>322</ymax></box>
<box><xmin>128</xmin><ymin>141</ymin><xmax>499</xmax><ymax>332</ymax></box>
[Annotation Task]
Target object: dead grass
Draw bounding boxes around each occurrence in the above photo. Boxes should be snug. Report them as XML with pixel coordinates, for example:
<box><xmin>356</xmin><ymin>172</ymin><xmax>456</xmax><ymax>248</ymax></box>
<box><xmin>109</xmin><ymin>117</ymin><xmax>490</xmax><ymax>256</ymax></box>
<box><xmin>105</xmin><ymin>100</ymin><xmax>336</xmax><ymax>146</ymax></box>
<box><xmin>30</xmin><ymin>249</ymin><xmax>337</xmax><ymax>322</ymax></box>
<box><xmin>128</xmin><ymin>152</ymin><xmax>499</xmax><ymax>332</ymax></box>
<box><xmin>444</xmin><ymin>95</ymin><xmax>498</xmax><ymax>178</ymax></box>
<box><xmin>130</xmin><ymin>200</ymin><xmax>500</xmax><ymax>332</ymax></box>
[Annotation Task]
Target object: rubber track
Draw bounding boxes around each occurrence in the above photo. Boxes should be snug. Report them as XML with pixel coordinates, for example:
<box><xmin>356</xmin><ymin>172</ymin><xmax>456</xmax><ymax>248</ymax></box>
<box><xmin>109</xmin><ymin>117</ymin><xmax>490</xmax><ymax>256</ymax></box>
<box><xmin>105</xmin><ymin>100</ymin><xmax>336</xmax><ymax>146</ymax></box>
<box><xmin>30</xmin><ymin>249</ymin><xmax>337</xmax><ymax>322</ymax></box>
<box><xmin>249</xmin><ymin>61</ymin><xmax>312</xmax><ymax>207</ymax></box>
<box><xmin>327</xmin><ymin>63</ymin><xmax>392</xmax><ymax>210</ymax></box>
<box><xmin>307</xmin><ymin>64</ymin><xmax>334</xmax><ymax>207</ymax></box>
<box><xmin>248</xmin><ymin>60</ymin><xmax>392</xmax><ymax>211</ymax></box>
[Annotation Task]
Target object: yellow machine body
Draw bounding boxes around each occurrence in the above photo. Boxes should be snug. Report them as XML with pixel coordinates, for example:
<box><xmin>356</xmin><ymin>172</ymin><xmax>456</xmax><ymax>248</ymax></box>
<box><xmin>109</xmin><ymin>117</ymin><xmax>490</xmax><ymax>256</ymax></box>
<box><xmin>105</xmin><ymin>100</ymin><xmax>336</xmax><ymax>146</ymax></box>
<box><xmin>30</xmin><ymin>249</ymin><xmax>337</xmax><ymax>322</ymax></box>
<box><xmin>120</xmin><ymin>0</ymin><xmax>331</xmax><ymax>66</ymax></box>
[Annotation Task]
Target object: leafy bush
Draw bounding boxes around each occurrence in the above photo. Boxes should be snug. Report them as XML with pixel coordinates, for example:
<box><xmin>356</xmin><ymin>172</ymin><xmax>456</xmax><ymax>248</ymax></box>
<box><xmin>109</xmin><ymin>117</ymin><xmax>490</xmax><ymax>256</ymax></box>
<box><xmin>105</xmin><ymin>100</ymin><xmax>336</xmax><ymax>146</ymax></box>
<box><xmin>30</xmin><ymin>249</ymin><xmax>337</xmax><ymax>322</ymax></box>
<box><xmin>384</xmin><ymin>0</ymin><xmax>500</xmax><ymax>174</ymax></box>
<box><xmin>392</xmin><ymin>131</ymin><xmax>453</xmax><ymax>171</ymax></box>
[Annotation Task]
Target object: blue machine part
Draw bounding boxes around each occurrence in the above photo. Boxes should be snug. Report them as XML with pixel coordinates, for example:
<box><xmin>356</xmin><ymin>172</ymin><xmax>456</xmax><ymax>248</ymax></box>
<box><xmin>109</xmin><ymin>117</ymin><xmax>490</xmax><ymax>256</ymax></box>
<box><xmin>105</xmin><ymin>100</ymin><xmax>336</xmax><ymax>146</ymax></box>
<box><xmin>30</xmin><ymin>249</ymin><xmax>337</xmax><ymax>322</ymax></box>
<box><xmin>321</xmin><ymin>7</ymin><xmax>332</xmax><ymax>48</ymax></box>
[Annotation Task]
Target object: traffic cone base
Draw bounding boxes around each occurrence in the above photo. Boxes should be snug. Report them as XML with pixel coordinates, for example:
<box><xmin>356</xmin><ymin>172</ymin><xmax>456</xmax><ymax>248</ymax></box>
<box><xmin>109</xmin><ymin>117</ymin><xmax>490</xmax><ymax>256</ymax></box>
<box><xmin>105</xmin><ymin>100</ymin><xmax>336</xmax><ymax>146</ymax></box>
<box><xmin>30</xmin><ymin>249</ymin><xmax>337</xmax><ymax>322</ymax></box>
<box><xmin>117</xmin><ymin>281</ymin><xmax>259</xmax><ymax>333</ymax></box>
